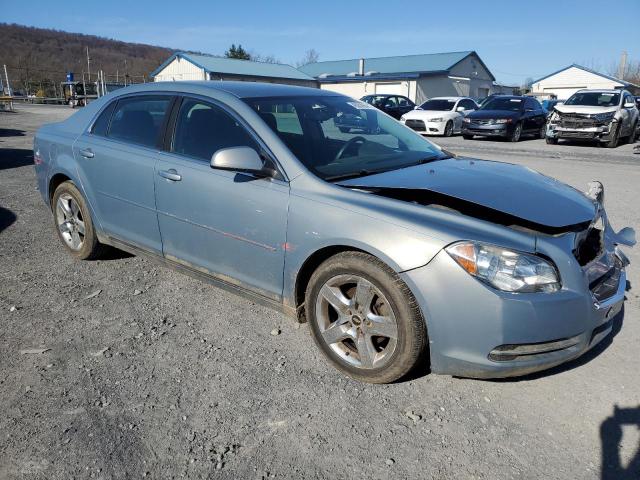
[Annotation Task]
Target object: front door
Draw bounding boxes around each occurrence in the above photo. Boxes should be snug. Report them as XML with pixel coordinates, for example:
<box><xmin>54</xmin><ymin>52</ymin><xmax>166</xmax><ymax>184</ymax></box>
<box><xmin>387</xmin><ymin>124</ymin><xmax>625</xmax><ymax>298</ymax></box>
<box><xmin>154</xmin><ymin>97</ymin><xmax>289</xmax><ymax>300</ymax></box>
<box><xmin>73</xmin><ymin>94</ymin><xmax>174</xmax><ymax>253</ymax></box>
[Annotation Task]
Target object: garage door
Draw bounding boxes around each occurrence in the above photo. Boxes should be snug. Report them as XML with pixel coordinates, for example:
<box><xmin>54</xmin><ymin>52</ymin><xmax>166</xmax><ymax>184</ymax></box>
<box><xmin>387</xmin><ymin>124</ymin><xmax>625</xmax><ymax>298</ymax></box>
<box><xmin>375</xmin><ymin>82</ymin><xmax>405</xmax><ymax>96</ymax></box>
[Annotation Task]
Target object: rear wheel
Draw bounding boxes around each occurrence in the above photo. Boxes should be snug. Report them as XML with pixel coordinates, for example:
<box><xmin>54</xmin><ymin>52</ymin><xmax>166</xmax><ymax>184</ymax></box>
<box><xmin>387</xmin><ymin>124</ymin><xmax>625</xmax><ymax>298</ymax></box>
<box><xmin>306</xmin><ymin>252</ymin><xmax>427</xmax><ymax>383</ymax></box>
<box><xmin>52</xmin><ymin>181</ymin><xmax>104</xmax><ymax>260</ymax></box>
<box><xmin>509</xmin><ymin>122</ymin><xmax>522</xmax><ymax>142</ymax></box>
<box><xmin>443</xmin><ymin>121</ymin><xmax>453</xmax><ymax>137</ymax></box>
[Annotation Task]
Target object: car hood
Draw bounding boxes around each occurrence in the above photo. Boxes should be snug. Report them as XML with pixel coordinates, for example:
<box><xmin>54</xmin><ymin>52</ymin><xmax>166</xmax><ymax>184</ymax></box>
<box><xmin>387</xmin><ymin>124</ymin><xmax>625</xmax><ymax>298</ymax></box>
<box><xmin>467</xmin><ymin>110</ymin><xmax>521</xmax><ymax>120</ymax></box>
<box><xmin>337</xmin><ymin>158</ymin><xmax>596</xmax><ymax>230</ymax></box>
<box><xmin>554</xmin><ymin>105</ymin><xmax>618</xmax><ymax>115</ymax></box>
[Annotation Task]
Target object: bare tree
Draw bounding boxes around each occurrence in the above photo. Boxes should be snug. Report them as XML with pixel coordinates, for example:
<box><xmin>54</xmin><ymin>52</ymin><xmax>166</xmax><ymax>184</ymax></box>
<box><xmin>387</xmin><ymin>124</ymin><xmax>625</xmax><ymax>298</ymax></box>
<box><xmin>250</xmin><ymin>52</ymin><xmax>280</xmax><ymax>64</ymax></box>
<box><xmin>296</xmin><ymin>49</ymin><xmax>319</xmax><ymax>67</ymax></box>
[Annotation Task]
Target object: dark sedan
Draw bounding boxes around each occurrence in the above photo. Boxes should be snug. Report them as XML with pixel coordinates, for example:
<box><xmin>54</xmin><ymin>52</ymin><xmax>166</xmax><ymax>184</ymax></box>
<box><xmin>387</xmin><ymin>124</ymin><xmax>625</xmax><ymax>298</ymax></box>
<box><xmin>462</xmin><ymin>96</ymin><xmax>547</xmax><ymax>142</ymax></box>
<box><xmin>360</xmin><ymin>94</ymin><xmax>415</xmax><ymax>119</ymax></box>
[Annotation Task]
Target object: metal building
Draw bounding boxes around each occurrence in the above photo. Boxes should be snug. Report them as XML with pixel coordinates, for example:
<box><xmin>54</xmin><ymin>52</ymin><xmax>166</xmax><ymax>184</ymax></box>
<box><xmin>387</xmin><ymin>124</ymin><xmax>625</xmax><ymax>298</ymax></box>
<box><xmin>297</xmin><ymin>51</ymin><xmax>499</xmax><ymax>103</ymax></box>
<box><xmin>151</xmin><ymin>52</ymin><xmax>317</xmax><ymax>87</ymax></box>
<box><xmin>530</xmin><ymin>64</ymin><xmax>640</xmax><ymax>100</ymax></box>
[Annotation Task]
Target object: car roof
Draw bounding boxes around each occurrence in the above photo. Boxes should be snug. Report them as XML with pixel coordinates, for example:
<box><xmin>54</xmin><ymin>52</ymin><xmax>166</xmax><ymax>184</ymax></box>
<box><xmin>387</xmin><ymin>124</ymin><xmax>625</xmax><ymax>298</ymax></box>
<box><xmin>107</xmin><ymin>80</ymin><xmax>340</xmax><ymax>99</ymax></box>
<box><xmin>363</xmin><ymin>93</ymin><xmax>409</xmax><ymax>98</ymax></box>
<box><xmin>574</xmin><ymin>89</ymin><xmax>623</xmax><ymax>94</ymax></box>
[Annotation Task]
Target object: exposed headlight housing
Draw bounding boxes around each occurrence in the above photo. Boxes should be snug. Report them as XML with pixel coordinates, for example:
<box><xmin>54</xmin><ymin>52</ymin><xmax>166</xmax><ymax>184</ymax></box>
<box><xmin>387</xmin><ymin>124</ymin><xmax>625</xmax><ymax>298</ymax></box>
<box><xmin>549</xmin><ymin>112</ymin><xmax>560</xmax><ymax>122</ymax></box>
<box><xmin>594</xmin><ymin>111</ymin><xmax>616</xmax><ymax>123</ymax></box>
<box><xmin>429</xmin><ymin>117</ymin><xmax>444</xmax><ymax>122</ymax></box>
<box><xmin>446</xmin><ymin>242</ymin><xmax>561</xmax><ymax>293</ymax></box>
<box><xmin>495</xmin><ymin>118</ymin><xmax>513</xmax><ymax>124</ymax></box>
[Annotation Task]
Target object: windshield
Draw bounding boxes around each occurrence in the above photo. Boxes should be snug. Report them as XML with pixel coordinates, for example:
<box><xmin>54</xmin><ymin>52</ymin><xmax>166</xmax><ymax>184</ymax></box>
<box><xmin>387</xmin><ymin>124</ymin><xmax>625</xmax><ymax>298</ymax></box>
<box><xmin>245</xmin><ymin>95</ymin><xmax>447</xmax><ymax>181</ymax></box>
<box><xmin>480</xmin><ymin>97</ymin><xmax>523</xmax><ymax>112</ymax></box>
<box><xmin>565</xmin><ymin>92</ymin><xmax>620</xmax><ymax>107</ymax></box>
<box><xmin>419</xmin><ymin>99</ymin><xmax>456</xmax><ymax>111</ymax></box>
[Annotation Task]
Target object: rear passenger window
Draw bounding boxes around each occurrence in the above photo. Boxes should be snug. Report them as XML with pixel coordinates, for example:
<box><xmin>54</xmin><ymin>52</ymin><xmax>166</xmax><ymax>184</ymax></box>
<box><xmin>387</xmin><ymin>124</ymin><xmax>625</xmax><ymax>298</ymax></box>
<box><xmin>91</xmin><ymin>101</ymin><xmax>116</xmax><ymax>136</ymax></box>
<box><xmin>172</xmin><ymin>99</ymin><xmax>257</xmax><ymax>161</ymax></box>
<box><xmin>108</xmin><ymin>96</ymin><xmax>171</xmax><ymax>148</ymax></box>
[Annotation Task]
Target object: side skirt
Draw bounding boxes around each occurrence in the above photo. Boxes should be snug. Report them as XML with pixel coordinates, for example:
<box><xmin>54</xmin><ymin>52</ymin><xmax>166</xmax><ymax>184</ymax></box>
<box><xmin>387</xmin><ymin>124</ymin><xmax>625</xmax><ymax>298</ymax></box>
<box><xmin>99</xmin><ymin>234</ymin><xmax>298</xmax><ymax>320</ymax></box>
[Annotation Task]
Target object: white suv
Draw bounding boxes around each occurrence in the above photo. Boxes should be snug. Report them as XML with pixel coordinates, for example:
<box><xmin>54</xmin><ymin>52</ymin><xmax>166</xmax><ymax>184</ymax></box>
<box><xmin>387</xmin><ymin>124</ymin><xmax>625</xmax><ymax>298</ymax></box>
<box><xmin>546</xmin><ymin>89</ymin><xmax>639</xmax><ymax>148</ymax></box>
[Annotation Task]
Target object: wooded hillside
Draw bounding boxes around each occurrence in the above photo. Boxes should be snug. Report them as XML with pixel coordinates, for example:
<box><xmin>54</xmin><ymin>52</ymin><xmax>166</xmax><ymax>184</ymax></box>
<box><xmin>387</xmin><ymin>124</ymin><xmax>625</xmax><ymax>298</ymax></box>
<box><xmin>0</xmin><ymin>23</ymin><xmax>176</xmax><ymax>94</ymax></box>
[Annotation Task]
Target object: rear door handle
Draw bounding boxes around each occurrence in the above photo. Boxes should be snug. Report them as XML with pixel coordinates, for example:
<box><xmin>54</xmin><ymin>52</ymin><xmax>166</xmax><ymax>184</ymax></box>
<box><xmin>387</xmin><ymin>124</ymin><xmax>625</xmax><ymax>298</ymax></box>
<box><xmin>158</xmin><ymin>169</ymin><xmax>182</xmax><ymax>182</ymax></box>
<box><xmin>79</xmin><ymin>148</ymin><xmax>94</xmax><ymax>158</ymax></box>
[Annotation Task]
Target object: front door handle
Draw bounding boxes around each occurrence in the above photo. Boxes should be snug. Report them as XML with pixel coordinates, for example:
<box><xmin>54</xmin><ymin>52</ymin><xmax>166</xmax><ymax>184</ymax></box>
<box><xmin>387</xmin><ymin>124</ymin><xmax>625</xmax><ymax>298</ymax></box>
<box><xmin>158</xmin><ymin>169</ymin><xmax>182</xmax><ymax>182</ymax></box>
<box><xmin>79</xmin><ymin>148</ymin><xmax>94</xmax><ymax>158</ymax></box>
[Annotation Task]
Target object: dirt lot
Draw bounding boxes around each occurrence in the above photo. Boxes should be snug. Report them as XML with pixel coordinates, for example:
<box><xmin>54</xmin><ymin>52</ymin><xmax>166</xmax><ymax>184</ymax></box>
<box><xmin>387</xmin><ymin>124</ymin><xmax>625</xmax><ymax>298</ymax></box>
<box><xmin>1</xmin><ymin>104</ymin><xmax>639</xmax><ymax>480</ymax></box>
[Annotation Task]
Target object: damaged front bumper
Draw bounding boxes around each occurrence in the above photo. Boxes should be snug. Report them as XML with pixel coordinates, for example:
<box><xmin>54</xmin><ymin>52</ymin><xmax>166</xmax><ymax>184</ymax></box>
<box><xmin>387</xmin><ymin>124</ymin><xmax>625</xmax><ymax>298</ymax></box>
<box><xmin>546</xmin><ymin>120</ymin><xmax>617</xmax><ymax>141</ymax></box>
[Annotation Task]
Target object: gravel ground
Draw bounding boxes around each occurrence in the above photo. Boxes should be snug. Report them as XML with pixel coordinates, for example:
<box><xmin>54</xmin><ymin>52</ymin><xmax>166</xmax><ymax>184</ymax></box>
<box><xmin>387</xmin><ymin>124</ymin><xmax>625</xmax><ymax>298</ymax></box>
<box><xmin>1</xmin><ymin>104</ymin><xmax>639</xmax><ymax>480</ymax></box>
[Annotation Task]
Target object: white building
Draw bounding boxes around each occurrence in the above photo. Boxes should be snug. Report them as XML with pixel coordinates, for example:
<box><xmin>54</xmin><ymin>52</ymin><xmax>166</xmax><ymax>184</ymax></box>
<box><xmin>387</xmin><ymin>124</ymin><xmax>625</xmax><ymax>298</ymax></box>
<box><xmin>151</xmin><ymin>52</ymin><xmax>317</xmax><ymax>88</ymax></box>
<box><xmin>530</xmin><ymin>64</ymin><xmax>639</xmax><ymax>100</ymax></box>
<box><xmin>297</xmin><ymin>51</ymin><xmax>501</xmax><ymax>103</ymax></box>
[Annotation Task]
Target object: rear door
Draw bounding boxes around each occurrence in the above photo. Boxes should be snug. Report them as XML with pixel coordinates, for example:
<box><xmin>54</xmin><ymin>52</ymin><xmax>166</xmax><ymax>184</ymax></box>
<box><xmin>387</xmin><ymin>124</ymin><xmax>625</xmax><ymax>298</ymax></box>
<box><xmin>73</xmin><ymin>94</ymin><xmax>174</xmax><ymax>253</ymax></box>
<box><xmin>154</xmin><ymin>96</ymin><xmax>289</xmax><ymax>300</ymax></box>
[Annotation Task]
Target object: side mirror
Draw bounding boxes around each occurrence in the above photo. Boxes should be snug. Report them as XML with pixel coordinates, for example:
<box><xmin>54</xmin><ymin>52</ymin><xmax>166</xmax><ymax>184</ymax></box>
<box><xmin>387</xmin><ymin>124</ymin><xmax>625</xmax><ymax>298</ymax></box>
<box><xmin>414</xmin><ymin>106</ymin><xmax>421</xmax><ymax>110</ymax></box>
<box><xmin>624</xmin><ymin>102</ymin><xmax>635</xmax><ymax>108</ymax></box>
<box><xmin>211</xmin><ymin>146</ymin><xmax>275</xmax><ymax>178</ymax></box>
<box><xmin>456</xmin><ymin>106</ymin><xmax>465</xmax><ymax>112</ymax></box>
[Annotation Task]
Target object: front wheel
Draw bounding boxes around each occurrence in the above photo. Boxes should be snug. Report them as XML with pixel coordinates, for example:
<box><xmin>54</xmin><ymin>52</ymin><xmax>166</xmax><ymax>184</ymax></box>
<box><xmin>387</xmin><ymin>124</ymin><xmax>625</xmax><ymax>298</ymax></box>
<box><xmin>462</xmin><ymin>134</ymin><xmax>473</xmax><ymax>140</ymax></box>
<box><xmin>443</xmin><ymin>121</ymin><xmax>453</xmax><ymax>137</ymax></box>
<box><xmin>539</xmin><ymin>123</ymin><xmax>547</xmax><ymax>139</ymax></box>
<box><xmin>546</xmin><ymin>137</ymin><xmax>558</xmax><ymax>145</ymax></box>
<box><xmin>604</xmin><ymin>123</ymin><xmax>621</xmax><ymax>148</ymax></box>
<box><xmin>52</xmin><ymin>181</ymin><xmax>104</xmax><ymax>260</ymax></box>
<box><xmin>306</xmin><ymin>252</ymin><xmax>427</xmax><ymax>384</ymax></box>
<box><xmin>509</xmin><ymin>122</ymin><xmax>522</xmax><ymax>142</ymax></box>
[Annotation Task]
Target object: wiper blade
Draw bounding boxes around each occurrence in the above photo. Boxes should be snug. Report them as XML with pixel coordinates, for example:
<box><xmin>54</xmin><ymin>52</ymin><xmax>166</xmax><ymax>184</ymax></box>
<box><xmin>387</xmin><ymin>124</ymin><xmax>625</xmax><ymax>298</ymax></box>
<box><xmin>326</xmin><ymin>170</ymin><xmax>376</xmax><ymax>182</ymax></box>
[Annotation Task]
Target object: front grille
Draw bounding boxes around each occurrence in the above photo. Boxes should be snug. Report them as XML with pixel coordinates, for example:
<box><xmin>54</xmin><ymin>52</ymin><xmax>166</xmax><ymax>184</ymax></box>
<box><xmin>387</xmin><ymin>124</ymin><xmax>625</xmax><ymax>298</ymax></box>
<box><xmin>558</xmin><ymin>131</ymin><xmax>596</xmax><ymax>138</ymax></box>
<box><xmin>589</xmin><ymin>257</ymin><xmax>622</xmax><ymax>302</ymax></box>
<box><xmin>473</xmin><ymin>119</ymin><xmax>494</xmax><ymax>125</ymax></box>
<box><xmin>558</xmin><ymin>113</ymin><xmax>605</xmax><ymax>129</ymax></box>
<box><xmin>405</xmin><ymin>119</ymin><xmax>425</xmax><ymax>131</ymax></box>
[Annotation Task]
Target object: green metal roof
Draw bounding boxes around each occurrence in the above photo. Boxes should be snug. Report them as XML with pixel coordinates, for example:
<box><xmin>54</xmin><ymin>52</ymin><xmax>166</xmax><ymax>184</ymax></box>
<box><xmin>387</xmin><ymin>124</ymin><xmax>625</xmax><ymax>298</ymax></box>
<box><xmin>151</xmin><ymin>52</ymin><xmax>315</xmax><ymax>81</ymax></box>
<box><xmin>298</xmin><ymin>51</ymin><xmax>491</xmax><ymax>79</ymax></box>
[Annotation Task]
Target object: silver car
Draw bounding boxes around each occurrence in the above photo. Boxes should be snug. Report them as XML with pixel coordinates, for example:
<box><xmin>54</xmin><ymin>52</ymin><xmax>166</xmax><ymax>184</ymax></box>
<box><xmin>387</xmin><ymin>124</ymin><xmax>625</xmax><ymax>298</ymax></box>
<box><xmin>34</xmin><ymin>81</ymin><xmax>635</xmax><ymax>383</ymax></box>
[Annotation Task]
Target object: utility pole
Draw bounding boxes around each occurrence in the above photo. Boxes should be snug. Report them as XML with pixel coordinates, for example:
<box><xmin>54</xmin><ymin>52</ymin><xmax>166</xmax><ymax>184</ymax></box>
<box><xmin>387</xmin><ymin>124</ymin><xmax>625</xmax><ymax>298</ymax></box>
<box><xmin>86</xmin><ymin>46</ymin><xmax>91</xmax><ymax>81</ymax></box>
<box><xmin>618</xmin><ymin>51</ymin><xmax>628</xmax><ymax>80</ymax></box>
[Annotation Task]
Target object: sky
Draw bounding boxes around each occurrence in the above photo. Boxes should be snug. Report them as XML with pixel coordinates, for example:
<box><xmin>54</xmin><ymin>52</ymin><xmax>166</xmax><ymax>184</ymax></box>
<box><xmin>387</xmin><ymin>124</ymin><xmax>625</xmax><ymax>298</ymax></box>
<box><xmin>2</xmin><ymin>0</ymin><xmax>639</xmax><ymax>85</ymax></box>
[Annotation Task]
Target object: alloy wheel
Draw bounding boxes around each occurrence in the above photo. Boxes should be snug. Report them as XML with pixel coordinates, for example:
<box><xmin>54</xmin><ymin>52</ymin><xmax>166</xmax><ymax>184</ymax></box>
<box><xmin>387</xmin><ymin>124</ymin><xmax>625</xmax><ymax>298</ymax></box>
<box><xmin>314</xmin><ymin>274</ymin><xmax>398</xmax><ymax>369</ymax></box>
<box><xmin>55</xmin><ymin>193</ymin><xmax>85</xmax><ymax>251</ymax></box>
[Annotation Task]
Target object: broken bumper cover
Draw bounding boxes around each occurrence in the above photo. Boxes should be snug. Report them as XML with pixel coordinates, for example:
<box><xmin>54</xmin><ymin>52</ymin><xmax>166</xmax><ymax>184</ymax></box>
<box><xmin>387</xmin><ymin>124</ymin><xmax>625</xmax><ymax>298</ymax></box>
<box><xmin>546</xmin><ymin>122</ymin><xmax>615</xmax><ymax>141</ymax></box>
<box><xmin>400</xmin><ymin>248</ymin><xmax>628</xmax><ymax>379</ymax></box>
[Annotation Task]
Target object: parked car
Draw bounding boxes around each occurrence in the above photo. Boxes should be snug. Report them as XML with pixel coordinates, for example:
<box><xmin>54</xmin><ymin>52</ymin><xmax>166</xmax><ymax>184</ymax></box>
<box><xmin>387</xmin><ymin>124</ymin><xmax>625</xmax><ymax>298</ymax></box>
<box><xmin>360</xmin><ymin>94</ymin><xmax>415</xmax><ymax>119</ymax></box>
<box><xmin>542</xmin><ymin>99</ymin><xmax>563</xmax><ymax>116</ymax></box>
<box><xmin>35</xmin><ymin>82</ymin><xmax>634</xmax><ymax>383</ymax></box>
<box><xmin>546</xmin><ymin>89</ymin><xmax>639</xmax><ymax>148</ymax></box>
<box><xmin>399</xmin><ymin>97</ymin><xmax>478</xmax><ymax>136</ymax></box>
<box><xmin>462</xmin><ymin>96</ymin><xmax>547</xmax><ymax>142</ymax></box>
<box><xmin>635</xmin><ymin>96</ymin><xmax>640</xmax><ymax>111</ymax></box>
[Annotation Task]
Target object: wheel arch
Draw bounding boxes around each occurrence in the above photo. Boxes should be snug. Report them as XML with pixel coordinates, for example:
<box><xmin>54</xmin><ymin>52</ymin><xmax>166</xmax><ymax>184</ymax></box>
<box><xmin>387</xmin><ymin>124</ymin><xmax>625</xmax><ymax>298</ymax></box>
<box><xmin>48</xmin><ymin>173</ymin><xmax>72</xmax><ymax>206</ymax></box>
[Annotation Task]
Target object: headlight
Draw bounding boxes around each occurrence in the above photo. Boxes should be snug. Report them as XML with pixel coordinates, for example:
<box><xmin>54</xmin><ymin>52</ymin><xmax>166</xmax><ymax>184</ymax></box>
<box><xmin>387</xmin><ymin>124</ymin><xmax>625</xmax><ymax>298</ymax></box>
<box><xmin>495</xmin><ymin>118</ymin><xmax>512</xmax><ymax>124</ymax></box>
<box><xmin>594</xmin><ymin>111</ymin><xmax>615</xmax><ymax>123</ymax></box>
<box><xmin>429</xmin><ymin>117</ymin><xmax>444</xmax><ymax>122</ymax></box>
<box><xmin>463</xmin><ymin>117</ymin><xmax>471</xmax><ymax>123</ymax></box>
<box><xmin>446</xmin><ymin>241</ymin><xmax>561</xmax><ymax>293</ymax></box>
<box><xmin>400</xmin><ymin>115</ymin><xmax>407</xmax><ymax>122</ymax></box>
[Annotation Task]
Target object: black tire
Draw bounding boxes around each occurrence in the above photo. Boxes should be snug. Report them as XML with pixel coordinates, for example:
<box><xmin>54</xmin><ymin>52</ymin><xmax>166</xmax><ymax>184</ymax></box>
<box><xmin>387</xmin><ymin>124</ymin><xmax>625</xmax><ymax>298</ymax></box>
<box><xmin>443</xmin><ymin>121</ymin><xmax>453</xmax><ymax>137</ymax></box>
<box><xmin>462</xmin><ymin>134</ymin><xmax>473</xmax><ymax>140</ymax></box>
<box><xmin>51</xmin><ymin>181</ymin><xmax>104</xmax><ymax>260</ymax></box>
<box><xmin>546</xmin><ymin>137</ymin><xmax>558</xmax><ymax>145</ymax></box>
<box><xmin>338</xmin><ymin>127</ymin><xmax>351</xmax><ymax>133</ymax></box>
<box><xmin>509</xmin><ymin>122</ymin><xmax>522</xmax><ymax>142</ymax></box>
<box><xmin>604</xmin><ymin>123</ymin><xmax>620</xmax><ymax>148</ymax></box>
<box><xmin>539</xmin><ymin>123</ymin><xmax>547</xmax><ymax>139</ymax></box>
<box><xmin>627</xmin><ymin>121</ymin><xmax>637</xmax><ymax>144</ymax></box>
<box><xmin>305</xmin><ymin>251</ymin><xmax>427</xmax><ymax>384</ymax></box>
